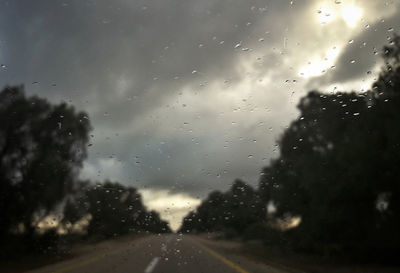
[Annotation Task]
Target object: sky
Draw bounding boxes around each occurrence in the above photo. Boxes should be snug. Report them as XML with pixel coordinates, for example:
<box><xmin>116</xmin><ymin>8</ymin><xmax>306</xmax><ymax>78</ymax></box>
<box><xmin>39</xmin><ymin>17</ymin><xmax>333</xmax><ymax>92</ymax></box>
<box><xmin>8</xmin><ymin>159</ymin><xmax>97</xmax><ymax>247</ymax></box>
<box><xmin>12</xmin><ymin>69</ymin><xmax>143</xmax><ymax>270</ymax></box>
<box><xmin>1</xmin><ymin>0</ymin><xmax>399</xmax><ymax>230</ymax></box>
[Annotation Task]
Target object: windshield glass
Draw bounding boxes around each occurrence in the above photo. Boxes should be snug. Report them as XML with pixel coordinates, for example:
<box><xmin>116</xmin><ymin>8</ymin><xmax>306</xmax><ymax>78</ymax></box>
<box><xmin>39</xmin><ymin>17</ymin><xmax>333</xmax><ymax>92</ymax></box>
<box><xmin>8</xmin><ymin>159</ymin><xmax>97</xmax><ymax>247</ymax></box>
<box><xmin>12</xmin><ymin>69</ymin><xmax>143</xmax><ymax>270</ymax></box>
<box><xmin>1</xmin><ymin>1</ymin><xmax>400</xmax><ymax>273</ymax></box>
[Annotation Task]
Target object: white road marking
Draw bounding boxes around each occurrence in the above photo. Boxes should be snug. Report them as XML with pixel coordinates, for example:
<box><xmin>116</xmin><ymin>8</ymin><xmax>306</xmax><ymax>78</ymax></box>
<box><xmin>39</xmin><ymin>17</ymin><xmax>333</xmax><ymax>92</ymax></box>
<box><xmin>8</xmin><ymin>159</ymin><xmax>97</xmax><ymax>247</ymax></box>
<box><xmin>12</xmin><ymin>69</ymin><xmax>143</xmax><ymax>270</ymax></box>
<box><xmin>144</xmin><ymin>257</ymin><xmax>160</xmax><ymax>273</ymax></box>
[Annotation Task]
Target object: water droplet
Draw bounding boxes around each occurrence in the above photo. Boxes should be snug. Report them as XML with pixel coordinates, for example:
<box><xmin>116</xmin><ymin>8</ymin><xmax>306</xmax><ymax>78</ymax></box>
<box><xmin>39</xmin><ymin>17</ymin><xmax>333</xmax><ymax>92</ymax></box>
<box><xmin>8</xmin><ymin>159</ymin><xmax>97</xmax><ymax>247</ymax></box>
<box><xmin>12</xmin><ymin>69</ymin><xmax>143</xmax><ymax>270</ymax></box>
<box><xmin>248</xmin><ymin>155</ymin><xmax>253</xmax><ymax>158</ymax></box>
<box><xmin>350</xmin><ymin>60</ymin><xmax>355</xmax><ymax>64</ymax></box>
<box><xmin>348</xmin><ymin>39</ymin><xmax>354</xmax><ymax>44</ymax></box>
<box><xmin>234</xmin><ymin>42</ymin><xmax>242</xmax><ymax>49</ymax></box>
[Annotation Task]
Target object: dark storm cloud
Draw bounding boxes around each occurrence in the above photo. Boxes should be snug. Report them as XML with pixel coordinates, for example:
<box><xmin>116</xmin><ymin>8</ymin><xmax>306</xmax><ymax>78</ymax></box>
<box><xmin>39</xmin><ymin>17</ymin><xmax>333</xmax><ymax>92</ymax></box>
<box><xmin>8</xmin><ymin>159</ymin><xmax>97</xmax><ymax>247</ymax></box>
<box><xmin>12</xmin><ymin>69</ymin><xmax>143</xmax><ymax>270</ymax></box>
<box><xmin>0</xmin><ymin>0</ymin><xmax>299</xmax><ymax>128</ymax></box>
<box><xmin>0</xmin><ymin>0</ymin><xmax>307</xmax><ymax>197</ymax></box>
<box><xmin>83</xmin><ymin>119</ymin><xmax>280</xmax><ymax>197</ymax></box>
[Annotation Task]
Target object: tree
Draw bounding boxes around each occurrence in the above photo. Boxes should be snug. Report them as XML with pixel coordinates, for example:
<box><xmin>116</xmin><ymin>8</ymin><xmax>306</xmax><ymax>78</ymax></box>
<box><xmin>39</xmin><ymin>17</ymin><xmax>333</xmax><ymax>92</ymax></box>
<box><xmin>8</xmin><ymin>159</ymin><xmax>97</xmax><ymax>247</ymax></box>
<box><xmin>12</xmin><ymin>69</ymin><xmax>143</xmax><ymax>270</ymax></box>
<box><xmin>259</xmin><ymin>35</ymin><xmax>400</xmax><ymax>261</ymax></box>
<box><xmin>63</xmin><ymin>181</ymin><xmax>171</xmax><ymax>238</ymax></box>
<box><xmin>0</xmin><ymin>85</ymin><xmax>91</xmax><ymax>247</ymax></box>
<box><xmin>179</xmin><ymin>180</ymin><xmax>264</xmax><ymax>237</ymax></box>
<box><xmin>260</xmin><ymin>91</ymin><xmax>378</xmax><ymax>251</ymax></box>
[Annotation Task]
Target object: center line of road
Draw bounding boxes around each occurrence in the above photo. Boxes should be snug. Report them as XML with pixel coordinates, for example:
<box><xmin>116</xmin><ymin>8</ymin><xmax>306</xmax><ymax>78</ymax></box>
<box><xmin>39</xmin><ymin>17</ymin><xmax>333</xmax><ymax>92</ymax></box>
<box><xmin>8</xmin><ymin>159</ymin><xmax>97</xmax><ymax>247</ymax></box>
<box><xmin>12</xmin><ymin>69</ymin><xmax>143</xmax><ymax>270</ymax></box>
<box><xmin>144</xmin><ymin>257</ymin><xmax>160</xmax><ymax>273</ymax></box>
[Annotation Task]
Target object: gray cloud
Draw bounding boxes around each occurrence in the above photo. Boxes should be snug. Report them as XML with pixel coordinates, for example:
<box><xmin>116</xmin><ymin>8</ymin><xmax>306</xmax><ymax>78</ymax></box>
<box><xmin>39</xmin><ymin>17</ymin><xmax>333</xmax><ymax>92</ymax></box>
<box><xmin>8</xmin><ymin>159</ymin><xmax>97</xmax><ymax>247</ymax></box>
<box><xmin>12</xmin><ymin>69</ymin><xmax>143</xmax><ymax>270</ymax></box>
<box><xmin>1</xmin><ymin>0</ymin><xmax>293</xmax><ymax>120</ymax></box>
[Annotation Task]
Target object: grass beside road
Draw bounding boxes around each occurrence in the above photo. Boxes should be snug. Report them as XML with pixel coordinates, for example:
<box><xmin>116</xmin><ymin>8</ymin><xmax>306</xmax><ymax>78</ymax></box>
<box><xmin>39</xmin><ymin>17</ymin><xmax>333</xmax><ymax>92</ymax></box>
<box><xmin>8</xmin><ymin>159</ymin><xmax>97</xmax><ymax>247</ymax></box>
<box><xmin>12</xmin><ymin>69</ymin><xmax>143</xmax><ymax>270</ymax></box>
<box><xmin>0</xmin><ymin>233</ymin><xmax>147</xmax><ymax>273</ymax></box>
<box><xmin>238</xmin><ymin>240</ymin><xmax>400</xmax><ymax>273</ymax></box>
<box><xmin>196</xmin><ymin>234</ymin><xmax>400</xmax><ymax>273</ymax></box>
<box><xmin>0</xmin><ymin>250</ymin><xmax>73</xmax><ymax>273</ymax></box>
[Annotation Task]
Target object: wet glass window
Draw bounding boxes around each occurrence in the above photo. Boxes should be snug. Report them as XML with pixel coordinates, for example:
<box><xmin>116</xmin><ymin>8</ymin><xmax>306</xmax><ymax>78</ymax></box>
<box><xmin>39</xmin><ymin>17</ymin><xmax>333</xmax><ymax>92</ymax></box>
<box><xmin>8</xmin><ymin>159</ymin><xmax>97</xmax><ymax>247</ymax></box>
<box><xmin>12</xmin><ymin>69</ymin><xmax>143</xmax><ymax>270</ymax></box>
<box><xmin>1</xmin><ymin>1</ymin><xmax>400</xmax><ymax>272</ymax></box>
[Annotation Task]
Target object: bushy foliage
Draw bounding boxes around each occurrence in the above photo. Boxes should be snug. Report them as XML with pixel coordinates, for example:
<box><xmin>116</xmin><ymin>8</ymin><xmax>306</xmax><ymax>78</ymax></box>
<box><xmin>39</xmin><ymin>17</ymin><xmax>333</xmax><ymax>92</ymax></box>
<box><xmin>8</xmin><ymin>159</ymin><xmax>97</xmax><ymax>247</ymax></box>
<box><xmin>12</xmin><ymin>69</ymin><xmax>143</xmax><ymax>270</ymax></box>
<box><xmin>179</xmin><ymin>179</ymin><xmax>265</xmax><ymax>236</ymax></box>
<box><xmin>63</xmin><ymin>181</ymin><xmax>170</xmax><ymax>239</ymax></box>
<box><xmin>0</xmin><ymin>86</ymin><xmax>170</xmax><ymax>259</ymax></box>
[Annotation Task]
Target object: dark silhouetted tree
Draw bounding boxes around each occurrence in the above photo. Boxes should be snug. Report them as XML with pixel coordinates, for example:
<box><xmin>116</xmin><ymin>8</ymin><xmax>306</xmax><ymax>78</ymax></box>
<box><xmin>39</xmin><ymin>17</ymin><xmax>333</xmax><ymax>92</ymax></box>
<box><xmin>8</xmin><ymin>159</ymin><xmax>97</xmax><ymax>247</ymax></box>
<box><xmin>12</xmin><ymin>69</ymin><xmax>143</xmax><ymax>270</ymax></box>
<box><xmin>259</xmin><ymin>36</ymin><xmax>400</xmax><ymax>262</ymax></box>
<box><xmin>0</xmin><ymin>85</ymin><xmax>91</xmax><ymax>252</ymax></box>
<box><xmin>179</xmin><ymin>180</ymin><xmax>264</xmax><ymax>237</ymax></box>
<box><xmin>63</xmin><ymin>181</ymin><xmax>170</xmax><ymax>238</ymax></box>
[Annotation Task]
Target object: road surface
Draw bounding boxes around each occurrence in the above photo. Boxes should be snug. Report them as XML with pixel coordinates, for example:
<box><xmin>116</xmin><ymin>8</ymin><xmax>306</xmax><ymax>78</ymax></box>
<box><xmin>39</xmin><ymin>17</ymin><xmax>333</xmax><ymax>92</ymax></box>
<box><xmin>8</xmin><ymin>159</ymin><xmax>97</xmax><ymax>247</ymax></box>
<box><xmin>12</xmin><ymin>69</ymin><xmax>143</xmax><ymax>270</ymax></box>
<box><xmin>27</xmin><ymin>234</ymin><xmax>289</xmax><ymax>273</ymax></box>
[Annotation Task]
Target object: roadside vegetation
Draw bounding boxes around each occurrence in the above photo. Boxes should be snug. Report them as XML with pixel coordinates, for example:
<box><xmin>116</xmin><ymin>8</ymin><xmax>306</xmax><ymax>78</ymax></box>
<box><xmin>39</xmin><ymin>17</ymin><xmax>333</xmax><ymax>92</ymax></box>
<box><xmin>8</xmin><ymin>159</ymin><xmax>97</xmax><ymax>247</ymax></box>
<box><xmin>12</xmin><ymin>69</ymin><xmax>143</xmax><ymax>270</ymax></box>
<box><xmin>0</xmin><ymin>85</ymin><xmax>170</xmax><ymax>263</ymax></box>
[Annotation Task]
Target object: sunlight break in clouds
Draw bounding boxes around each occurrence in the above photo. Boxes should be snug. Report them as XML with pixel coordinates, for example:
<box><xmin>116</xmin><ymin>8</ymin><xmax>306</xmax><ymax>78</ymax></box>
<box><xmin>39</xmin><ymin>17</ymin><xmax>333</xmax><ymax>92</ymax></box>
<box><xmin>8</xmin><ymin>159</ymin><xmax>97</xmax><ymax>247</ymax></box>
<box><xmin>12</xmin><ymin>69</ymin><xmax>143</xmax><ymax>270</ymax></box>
<box><xmin>299</xmin><ymin>47</ymin><xmax>340</xmax><ymax>78</ymax></box>
<box><xmin>315</xmin><ymin>1</ymin><xmax>363</xmax><ymax>28</ymax></box>
<box><xmin>139</xmin><ymin>189</ymin><xmax>201</xmax><ymax>231</ymax></box>
<box><xmin>341</xmin><ymin>4</ymin><xmax>363</xmax><ymax>28</ymax></box>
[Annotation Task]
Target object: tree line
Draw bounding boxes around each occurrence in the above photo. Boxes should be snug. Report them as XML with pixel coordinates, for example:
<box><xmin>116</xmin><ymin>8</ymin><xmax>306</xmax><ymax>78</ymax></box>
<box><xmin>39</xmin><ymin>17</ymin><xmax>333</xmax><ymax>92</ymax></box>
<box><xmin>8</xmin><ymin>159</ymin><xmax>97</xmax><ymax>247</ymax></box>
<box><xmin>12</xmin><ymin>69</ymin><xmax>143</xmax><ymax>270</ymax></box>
<box><xmin>179</xmin><ymin>36</ymin><xmax>400</xmax><ymax>264</ymax></box>
<box><xmin>0</xmin><ymin>86</ymin><xmax>170</xmax><ymax>260</ymax></box>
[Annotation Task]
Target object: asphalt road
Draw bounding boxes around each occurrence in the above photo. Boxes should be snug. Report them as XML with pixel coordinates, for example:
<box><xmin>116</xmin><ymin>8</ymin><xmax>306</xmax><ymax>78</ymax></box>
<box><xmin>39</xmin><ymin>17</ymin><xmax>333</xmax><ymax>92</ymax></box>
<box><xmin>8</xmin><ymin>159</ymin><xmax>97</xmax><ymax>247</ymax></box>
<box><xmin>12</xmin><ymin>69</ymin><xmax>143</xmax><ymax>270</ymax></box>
<box><xmin>28</xmin><ymin>234</ymin><xmax>289</xmax><ymax>273</ymax></box>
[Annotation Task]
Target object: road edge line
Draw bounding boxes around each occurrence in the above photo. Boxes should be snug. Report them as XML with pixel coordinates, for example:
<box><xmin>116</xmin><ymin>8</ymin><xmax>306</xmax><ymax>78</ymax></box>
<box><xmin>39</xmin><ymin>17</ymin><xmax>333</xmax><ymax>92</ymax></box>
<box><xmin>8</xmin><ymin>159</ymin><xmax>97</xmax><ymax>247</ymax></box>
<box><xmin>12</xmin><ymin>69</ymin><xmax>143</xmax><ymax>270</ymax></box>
<box><xmin>193</xmin><ymin>239</ymin><xmax>250</xmax><ymax>273</ymax></box>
